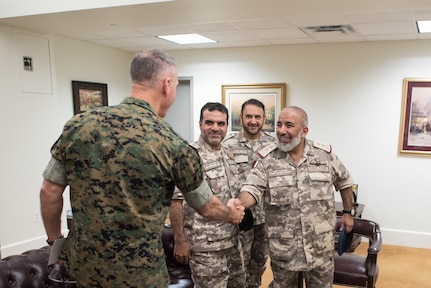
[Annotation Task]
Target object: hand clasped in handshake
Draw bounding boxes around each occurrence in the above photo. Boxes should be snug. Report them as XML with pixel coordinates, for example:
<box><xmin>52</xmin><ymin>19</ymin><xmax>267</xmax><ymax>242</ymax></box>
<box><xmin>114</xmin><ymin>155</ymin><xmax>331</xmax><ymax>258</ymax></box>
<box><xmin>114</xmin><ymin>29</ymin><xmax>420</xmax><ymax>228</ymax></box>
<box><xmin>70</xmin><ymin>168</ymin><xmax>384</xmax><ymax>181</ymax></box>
<box><xmin>227</xmin><ymin>198</ymin><xmax>245</xmax><ymax>225</ymax></box>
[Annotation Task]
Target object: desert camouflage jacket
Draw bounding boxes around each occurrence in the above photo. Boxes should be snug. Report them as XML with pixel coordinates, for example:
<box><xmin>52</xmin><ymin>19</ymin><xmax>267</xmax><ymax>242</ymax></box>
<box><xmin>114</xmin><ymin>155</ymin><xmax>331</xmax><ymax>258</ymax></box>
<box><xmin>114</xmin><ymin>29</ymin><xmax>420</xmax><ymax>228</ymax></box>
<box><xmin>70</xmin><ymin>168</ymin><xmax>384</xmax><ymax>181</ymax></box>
<box><xmin>174</xmin><ymin>136</ymin><xmax>240</xmax><ymax>252</ymax></box>
<box><xmin>241</xmin><ymin>139</ymin><xmax>354</xmax><ymax>270</ymax></box>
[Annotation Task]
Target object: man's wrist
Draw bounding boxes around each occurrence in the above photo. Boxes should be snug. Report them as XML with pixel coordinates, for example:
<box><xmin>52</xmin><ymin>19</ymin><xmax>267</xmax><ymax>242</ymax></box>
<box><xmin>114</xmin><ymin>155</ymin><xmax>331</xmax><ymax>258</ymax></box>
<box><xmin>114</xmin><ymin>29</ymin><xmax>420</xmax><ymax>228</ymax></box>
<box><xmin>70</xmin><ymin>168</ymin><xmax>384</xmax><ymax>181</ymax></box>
<box><xmin>226</xmin><ymin>205</ymin><xmax>233</xmax><ymax>223</ymax></box>
<box><xmin>46</xmin><ymin>235</ymin><xmax>64</xmax><ymax>245</ymax></box>
<box><xmin>342</xmin><ymin>209</ymin><xmax>354</xmax><ymax>216</ymax></box>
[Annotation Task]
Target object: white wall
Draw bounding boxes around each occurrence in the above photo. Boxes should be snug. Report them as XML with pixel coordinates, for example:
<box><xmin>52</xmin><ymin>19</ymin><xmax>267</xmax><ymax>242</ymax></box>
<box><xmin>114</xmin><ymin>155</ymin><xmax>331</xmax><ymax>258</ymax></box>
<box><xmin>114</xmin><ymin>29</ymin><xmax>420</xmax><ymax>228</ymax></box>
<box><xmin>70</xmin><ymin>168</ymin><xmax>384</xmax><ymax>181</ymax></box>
<box><xmin>170</xmin><ymin>42</ymin><xmax>431</xmax><ymax>249</ymax></box>
<box><xmin>1</xmin><ymin>23</ymin><xmax>430</xmax><ymax>257</ymax></box>
<box><xmin>0</xmin><ymin>25</ymin><xmax>133</xmax><ymax>257</ymax></box>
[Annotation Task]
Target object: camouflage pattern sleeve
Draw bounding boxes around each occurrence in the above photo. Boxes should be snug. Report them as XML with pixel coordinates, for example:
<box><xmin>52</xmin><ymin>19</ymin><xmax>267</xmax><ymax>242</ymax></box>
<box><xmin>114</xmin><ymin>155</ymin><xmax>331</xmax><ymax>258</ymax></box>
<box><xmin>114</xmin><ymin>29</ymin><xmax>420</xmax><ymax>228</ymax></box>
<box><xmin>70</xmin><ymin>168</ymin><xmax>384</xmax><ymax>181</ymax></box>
<box><xmin>172</xmin><ymin>143</ymin><xmax>205</xmax><ymax>194</ymax></box>
<box><xmin>240</xmin><ymin>160</ymin><xmax>267</xmax><ymax>206</ymax></box>
<box><xmin>42</xmin><ymin>156</ymin><xmax>68</xmax><ymax>185</ymax></box>
<box><xmin>182</xmin><ymin>180</ymin><xmax>213</xmax><ymax>209</ymax></box>
<box><xmin>329</xmin><ymin>152</ymin><xmax>354</xmax><ymax>191</ymax></box>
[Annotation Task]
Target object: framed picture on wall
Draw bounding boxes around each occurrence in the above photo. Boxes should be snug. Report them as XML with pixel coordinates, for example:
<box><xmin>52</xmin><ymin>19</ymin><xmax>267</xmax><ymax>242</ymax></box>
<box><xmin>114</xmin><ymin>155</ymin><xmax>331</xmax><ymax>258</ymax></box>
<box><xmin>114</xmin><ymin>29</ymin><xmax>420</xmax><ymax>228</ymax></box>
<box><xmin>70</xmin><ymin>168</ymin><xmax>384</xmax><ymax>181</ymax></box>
<box><xmin>72</xmin><ymin>81</ymin><xmax>108</xmax><ymax>114</ymax></box>
<box><xmin>398</xmin><ymin>78</ymin><xmax>431</xmax><ymax>156</ymax></box>
<box><xmin>222</xmin><ymin>83</ymin><xmax>287</xmax><ymax>134</ymax></box>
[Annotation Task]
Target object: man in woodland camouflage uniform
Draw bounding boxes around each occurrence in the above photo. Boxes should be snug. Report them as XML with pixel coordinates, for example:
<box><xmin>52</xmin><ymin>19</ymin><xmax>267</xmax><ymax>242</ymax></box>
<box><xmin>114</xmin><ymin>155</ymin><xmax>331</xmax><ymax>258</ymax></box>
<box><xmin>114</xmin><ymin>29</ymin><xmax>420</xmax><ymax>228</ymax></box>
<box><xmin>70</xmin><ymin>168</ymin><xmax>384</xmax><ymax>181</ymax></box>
<box><xmin>237</xmin><ymin>106</ymin><xmax>355</xmax><ymax>288</ymax></box>
<box><xmin>223</xmin><ymin>98</ymin><xmax>275</xmax><ymax>288</ymax></box>
<box><xmin>170</xmin><ymin>102</ymin><xmax>246</xmax><ymax>288</ymax></box>
<box><xmin>39</xmin><ymin>50</ymin><xmax>244</xmax><ymax>288</ymax></box>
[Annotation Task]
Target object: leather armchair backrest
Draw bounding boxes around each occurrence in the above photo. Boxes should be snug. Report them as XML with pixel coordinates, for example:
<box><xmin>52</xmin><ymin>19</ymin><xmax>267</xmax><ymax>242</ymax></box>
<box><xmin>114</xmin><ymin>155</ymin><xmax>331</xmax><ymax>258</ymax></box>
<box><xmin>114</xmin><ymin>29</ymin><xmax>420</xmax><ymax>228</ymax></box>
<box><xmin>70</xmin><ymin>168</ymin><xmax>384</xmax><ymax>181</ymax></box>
<box><xmin>1</xmin><ymin>226</ymin><xmax>192</xmax><ymax>288</ymax></box>
<box><xmin>0</xmin><ymin>248</ymin><xmax>59</xmax><ymax>288</ymax></box>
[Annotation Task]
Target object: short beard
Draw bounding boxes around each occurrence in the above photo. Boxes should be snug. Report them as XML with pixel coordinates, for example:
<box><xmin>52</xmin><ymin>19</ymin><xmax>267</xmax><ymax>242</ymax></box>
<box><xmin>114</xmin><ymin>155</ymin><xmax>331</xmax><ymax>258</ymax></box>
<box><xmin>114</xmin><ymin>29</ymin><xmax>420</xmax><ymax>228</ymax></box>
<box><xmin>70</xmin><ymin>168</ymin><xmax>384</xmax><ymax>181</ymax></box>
<box><xmin>277</xmin><ymin>132</ymin><xmax>302</xmax><ymax>152</ymax></box>
<box><xmin>244</xmin><ymin>124</ymin><xmax>262</xmax><ymax>136</ymax></box>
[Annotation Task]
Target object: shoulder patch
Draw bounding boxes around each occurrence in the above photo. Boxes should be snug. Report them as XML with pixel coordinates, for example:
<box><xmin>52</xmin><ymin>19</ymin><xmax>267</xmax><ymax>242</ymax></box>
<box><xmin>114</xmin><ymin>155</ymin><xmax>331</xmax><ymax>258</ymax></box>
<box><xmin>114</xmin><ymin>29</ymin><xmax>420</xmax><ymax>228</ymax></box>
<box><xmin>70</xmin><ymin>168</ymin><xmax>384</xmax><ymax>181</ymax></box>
<box><xmin>222</xmin><ymin>146</ymin><xmax>235</xmax><ymax>160</ymax></box>
<box><xmin>223</xmin><ymin>133</ymin><xmax>236</xmax><ymax>141</ymax></box>
<box><xmin>257</xmin><ymin>142</ymin><xmax>277</xmax><ymax>158</ymax></box>
<box><xmin>260</xmin><ymin>131</ymin><xmax>276</xmax><ymax>142</ymax></box>
<box><xmin>312</xmin><ymin>140</ymin><xmax>332</xmax><ymax>153</ymax></box>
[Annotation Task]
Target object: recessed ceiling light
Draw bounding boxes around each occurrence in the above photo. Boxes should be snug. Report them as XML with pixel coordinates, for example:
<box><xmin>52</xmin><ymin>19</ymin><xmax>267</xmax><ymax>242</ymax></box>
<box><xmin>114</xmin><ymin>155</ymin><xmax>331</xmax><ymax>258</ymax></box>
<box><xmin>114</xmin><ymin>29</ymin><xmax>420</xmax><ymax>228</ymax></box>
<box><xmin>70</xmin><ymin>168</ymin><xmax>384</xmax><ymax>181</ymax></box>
<box><xmin>417</xmin><ymin>20</ymin><xmax>431</xmax><ymax>33</ymax></box>
<box><xmin>157</xmin><ymin>33</ymin><xmax>217</xmax><ymax>44</ymax></box>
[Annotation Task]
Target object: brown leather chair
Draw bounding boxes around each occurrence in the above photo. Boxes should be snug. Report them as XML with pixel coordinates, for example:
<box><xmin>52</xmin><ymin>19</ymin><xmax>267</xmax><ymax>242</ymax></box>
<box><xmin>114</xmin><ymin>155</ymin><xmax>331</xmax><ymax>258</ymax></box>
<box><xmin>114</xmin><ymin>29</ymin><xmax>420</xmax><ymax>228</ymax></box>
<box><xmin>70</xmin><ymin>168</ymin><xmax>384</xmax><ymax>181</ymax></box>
<box><xmin>1</xmin><ymin>225</ymin><xmax>193</xmax><ymax>288</ymax></box>
<box><xmin>297</xmin><ymin>217</ymin><xmax>382</xmax><ymax>288</ymax></box>
<box><xmin>163</xmin><ymin>224</ymin><xmax>194</xmax><ymax>288</ymax></box>
<box><xmin>333</xmin><ymin>216</ymin><xmax>382</xmax><ymax>288</ymax></box>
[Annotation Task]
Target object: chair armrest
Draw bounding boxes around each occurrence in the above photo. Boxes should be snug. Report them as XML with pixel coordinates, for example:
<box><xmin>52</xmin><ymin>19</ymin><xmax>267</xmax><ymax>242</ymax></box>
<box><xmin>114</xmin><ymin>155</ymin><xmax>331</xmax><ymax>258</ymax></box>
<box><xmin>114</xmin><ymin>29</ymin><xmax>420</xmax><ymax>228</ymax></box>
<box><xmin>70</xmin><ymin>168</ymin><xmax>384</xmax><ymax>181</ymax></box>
<box><xmin>368</xmin><ymin>231</ymin><xmax>382</xmax><ymax>254</ymax></box>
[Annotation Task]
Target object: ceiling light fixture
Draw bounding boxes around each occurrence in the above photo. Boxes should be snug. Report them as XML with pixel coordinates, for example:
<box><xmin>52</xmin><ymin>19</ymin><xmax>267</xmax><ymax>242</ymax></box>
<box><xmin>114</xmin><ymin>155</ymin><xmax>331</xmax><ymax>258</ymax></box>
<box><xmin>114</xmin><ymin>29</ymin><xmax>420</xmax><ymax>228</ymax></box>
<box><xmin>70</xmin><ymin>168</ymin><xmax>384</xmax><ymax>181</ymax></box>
<box><xmin>417</xmin><ymin>20</ymin><xmax>431</xmax><ymax>33</ymax></box>
<box><xmin>157</xmin><ymin>33</ymin><xmax>217</xmax><ymax>44</ymax></box>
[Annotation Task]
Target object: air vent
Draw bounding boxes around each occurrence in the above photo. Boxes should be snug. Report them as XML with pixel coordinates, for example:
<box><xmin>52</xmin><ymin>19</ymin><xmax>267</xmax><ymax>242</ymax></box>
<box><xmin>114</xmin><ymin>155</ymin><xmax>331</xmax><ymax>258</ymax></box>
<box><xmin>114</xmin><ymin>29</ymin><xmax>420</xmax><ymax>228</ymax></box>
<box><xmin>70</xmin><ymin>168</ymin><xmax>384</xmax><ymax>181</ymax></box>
<box><xmin>314</xmin><ymin>25</ymin><xmax>353</xmax><ymax>33</ymax></box>
<box><xmin>300</xmin><ymin>24</ymin><xmax>357</xmax><ymax>37</ymax></box>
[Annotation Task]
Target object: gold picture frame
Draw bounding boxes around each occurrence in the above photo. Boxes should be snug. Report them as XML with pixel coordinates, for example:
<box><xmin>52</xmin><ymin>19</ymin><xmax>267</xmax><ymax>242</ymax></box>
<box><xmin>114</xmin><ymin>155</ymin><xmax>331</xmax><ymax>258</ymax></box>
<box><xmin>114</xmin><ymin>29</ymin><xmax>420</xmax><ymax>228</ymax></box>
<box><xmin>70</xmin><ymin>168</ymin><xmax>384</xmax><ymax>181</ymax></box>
<box><xmin>221</xmin><ymin>83</ymin><xmax>287</xmax><ymax>134</ymax></box>
<box><xmin>398</xmin><ymin>78</ymin><xmax>431</xmax><ymax>156</ymax></box>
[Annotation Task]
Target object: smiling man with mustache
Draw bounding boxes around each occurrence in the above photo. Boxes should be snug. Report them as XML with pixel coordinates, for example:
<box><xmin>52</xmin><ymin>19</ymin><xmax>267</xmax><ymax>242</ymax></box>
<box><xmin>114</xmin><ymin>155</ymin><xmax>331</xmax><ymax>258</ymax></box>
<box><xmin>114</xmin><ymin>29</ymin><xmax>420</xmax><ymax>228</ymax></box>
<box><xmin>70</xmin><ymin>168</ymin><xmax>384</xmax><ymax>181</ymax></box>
<box><xmin>170</xmin><ymin>102</ymin><xmax>246</xmax><ymax>288</ymax></box>
<box><xmin>236</xmin><ymin>105</ymin><xmax>355</xmax><ymax>288</ymax></box>
<box><xmin>223</xmin><ymin>99</ymin><xmax>276</xmax><ymax>288</ymax></box>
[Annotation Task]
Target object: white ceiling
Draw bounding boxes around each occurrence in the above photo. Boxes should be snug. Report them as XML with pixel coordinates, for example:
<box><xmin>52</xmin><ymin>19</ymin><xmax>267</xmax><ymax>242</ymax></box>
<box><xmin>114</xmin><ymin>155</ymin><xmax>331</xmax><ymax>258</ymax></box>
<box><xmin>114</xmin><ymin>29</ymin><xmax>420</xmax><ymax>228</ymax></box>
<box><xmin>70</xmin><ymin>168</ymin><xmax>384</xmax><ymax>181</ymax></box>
<box><xmin>1</xmin><ymin>0</ymin><xmax>431</xmax><ymax>52</ymax></box>
<box><xmin>0</xmin><ymin>0</ymin><xmax>172</xmax><ymax>18</ymax></box>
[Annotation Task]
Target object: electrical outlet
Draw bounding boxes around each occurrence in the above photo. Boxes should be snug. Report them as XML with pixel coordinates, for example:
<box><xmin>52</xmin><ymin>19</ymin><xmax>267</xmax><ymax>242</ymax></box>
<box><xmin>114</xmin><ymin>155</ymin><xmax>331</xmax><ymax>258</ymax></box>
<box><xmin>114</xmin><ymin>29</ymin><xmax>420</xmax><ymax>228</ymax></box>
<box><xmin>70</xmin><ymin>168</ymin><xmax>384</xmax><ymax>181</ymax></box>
<box><xmin>33</xmin><ymin>210</ymin><xmax>41</xmax><ymax>223</ymax></box>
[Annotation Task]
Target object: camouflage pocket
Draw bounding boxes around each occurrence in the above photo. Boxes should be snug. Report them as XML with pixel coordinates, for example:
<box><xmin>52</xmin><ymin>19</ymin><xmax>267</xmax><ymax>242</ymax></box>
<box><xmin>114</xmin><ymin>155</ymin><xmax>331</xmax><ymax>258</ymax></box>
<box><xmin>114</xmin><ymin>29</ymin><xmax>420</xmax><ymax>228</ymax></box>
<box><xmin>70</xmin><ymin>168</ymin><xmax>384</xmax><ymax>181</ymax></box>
<box><xmin>266</xmin><ymin>214</ymin><xmax>294</xmax><ymax>239</ymax></box>
<box><xmin>314</xmin><ymin>221</ymin><xmax>334</xmax><ymax>253</ymax></box>
<box><xmin>190</xmin><ymin>251</ymin><xmax>228</xmax><ymax>276</ymax></box>
<box><xmin>268</xmin><ymin>168</ymin><xmax>294</xmax><ymax>206</ymax></box>
<box><xmin>308</xmin><ymin>172</ymin><xmax>332</xmax><ymax>200</ymax></box>
<box><xmin>205</xmin><ymin>162</ymin><xmax>226</xmax><ymax>195</ymax></box>
<box><xmin>267</xmin><ymin>235</ymin><xmax>296</xmax><ymax>260</ymax></box>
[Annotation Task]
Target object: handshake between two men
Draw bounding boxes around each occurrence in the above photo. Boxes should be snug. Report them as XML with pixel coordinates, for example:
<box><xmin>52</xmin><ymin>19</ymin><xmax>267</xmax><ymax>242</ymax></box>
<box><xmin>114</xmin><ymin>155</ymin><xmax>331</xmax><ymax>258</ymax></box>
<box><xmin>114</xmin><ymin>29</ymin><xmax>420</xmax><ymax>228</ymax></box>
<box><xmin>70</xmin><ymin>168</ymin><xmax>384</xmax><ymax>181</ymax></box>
<box><xmin>190</xmin><ymin>185</ymin><xmax>257</xmax><ymax>227</ymax></box>
<box><xmin>227</xmin><ymin>198</ymin><xmax>246</xmax><ymax>225</ymax></box>
<box><xmin>228</xmin><ymin>196</ymin><xmax>256</xmax><ymax>232</ymax></box>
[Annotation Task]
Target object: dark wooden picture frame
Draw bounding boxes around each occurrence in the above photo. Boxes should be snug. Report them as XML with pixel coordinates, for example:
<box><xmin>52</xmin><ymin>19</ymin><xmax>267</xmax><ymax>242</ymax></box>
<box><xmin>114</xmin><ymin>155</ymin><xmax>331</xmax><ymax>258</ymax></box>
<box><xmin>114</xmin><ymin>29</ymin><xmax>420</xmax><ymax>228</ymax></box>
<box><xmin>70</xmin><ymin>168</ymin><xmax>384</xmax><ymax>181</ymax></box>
<box><xmin>398</xmin><ymin>78</ymin><xmax>431</xmax><ymax>156</ymax></box>
<box><xmin>72</xmin><ymin>81</ymin><xmax>108</xmax><ymax>114</ymax></box>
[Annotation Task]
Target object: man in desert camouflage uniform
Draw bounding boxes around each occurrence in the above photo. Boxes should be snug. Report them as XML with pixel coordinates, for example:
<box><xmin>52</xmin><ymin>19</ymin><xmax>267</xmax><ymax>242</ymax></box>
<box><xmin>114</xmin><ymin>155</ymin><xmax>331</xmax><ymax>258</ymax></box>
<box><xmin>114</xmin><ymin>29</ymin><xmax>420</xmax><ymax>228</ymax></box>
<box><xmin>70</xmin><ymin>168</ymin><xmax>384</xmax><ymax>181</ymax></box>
<box><xmin>237</xmin><ymin>106</ymin><xmax>355</xmax><ymax>288</ymax></box>
<box><xmin>223</xmin><ymin>98</ymin><xmax>275</xmax><ymax>288</ymax></box>
<box><xmin>39</xmin><ymin>50</ymin><xmax>245</xmax><ymax>287</ymax></box>
<box><xmin>170</xmin><ymin>102</ymin><xmax>246</xmax><ymax>288</ymax></box>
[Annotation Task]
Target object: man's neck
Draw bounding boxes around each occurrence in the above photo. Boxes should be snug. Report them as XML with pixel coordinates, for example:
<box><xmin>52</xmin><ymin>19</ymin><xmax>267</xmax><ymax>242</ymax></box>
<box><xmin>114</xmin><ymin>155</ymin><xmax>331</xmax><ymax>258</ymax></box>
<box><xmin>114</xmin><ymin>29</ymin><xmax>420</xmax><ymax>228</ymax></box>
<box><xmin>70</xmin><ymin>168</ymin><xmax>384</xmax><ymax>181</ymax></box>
<box><xmin>131</xmin><ymin>83</ymin><xmax>161</xmax><ymax>115</ymax></box>
<box><xmin>288</xmin><ymin>142</ymin><xmax>305</xmax><ymax>165</ymax></box>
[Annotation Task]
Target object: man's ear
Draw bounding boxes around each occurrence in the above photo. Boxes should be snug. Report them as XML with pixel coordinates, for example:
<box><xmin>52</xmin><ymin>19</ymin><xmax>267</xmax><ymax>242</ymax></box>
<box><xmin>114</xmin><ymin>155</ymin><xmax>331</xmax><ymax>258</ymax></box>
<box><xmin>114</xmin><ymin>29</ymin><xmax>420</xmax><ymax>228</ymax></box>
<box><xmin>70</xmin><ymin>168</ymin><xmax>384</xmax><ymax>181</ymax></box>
<box><xmin>302</xmin><ymin>126</ymin><xmax>309</xmax><ymax>137</ymax></box>
<box><xmin>161</xmin><ymin>78</ymin><xmax>170</xmax><ymax>95</ymax></box>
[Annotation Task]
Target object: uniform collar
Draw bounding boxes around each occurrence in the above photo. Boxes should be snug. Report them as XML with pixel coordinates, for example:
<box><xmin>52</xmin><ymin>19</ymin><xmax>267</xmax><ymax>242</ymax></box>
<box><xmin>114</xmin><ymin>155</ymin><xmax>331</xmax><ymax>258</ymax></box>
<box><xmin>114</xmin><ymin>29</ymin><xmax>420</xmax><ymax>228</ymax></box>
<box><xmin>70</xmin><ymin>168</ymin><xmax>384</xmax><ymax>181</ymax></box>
<box><xmin>304</xmin><ymin>139</ymin><xmax>315</xmax><ymax>156</ymax></box>
<box><xmin>237</xmin><ymin>129</ymin><xmax>273</xmax><ymax>143</ymax></box>
<box><xmin>197</xmin><ymin>136</ymin><xmax>221</xmax><ymax>152</ymax></box>
<box><xmin>197</xmin><ymin>136</ymin><xmax>235</xmax><ymax>157</ymax></box>
<box><xmin>121</xmin><ymin>97</ymin><xmax>156</xmax><ymax>114</ymax></box>
<box><xmin>274</xmin><ymin>138</ymin><xmax>314</xmax><ymax>165</ymax></box>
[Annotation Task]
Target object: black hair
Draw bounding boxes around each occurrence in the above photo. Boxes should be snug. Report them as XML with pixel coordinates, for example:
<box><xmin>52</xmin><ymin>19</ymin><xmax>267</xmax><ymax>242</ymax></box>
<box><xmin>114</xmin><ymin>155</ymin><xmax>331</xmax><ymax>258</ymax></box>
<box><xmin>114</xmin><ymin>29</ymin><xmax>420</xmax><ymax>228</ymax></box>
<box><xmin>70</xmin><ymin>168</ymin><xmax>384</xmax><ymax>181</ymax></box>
<box><xmin>199</xmin><ymin>102</ymin><xmax>229</xmax><ymax>123</ymax></box>
<box><xmin>241</xmin><ymin>98</ymin><xmax>265</xmax><ymax>114</ymax></box>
